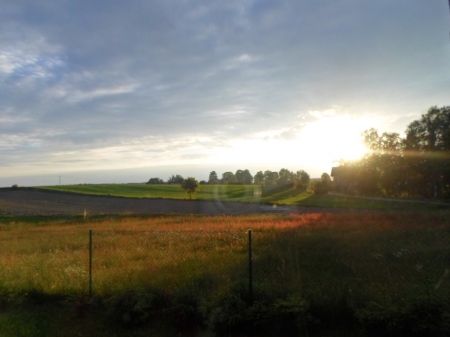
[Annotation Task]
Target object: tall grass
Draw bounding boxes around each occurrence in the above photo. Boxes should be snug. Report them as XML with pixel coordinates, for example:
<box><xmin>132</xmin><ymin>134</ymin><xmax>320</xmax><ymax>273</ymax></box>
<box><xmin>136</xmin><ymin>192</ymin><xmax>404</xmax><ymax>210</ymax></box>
<box><xmin>1</xmin><ymin>213</ymin><xmax>449</xmax><ymax>296</ymax></box>
<box><xmin>1</xmin><ymin>212</ymin><xmax>449</xmax><ymax>335</ymax></box>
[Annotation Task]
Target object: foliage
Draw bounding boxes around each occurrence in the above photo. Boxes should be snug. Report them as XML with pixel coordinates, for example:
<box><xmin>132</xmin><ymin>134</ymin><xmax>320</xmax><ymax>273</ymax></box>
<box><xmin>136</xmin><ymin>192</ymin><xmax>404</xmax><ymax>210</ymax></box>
<box><xmin>294</xmin><ymin>170</ymin><xmax>310</xmax><ymax>191</ymax></box>
<box><xmin>235</xmin><ymin>169</ymin><xmax>253</xmax><ymax>184</ymax></box>
<box><xmin>312</xmin><ymin>181</ymin><xmax>327</xmax><ymax>195</ymax></box>
<box><xmin>321</xmin><ymin>172</ymin><xmax>331</xmax><ymax>185</ymax></box>
<box><xmin>277</xmin><ymin>168</ymin><xmax>292</xmax><ymax>186</ymax></box>
<box><xmin>254</xmin><ymin>171</ymin><xmax>265</xmax><ymax>185</ymax></box>
<box><xmin>221</xmin><ymin>172</ymin><xmax>237</xmax><ymax>184</ymax></box>
<box><xmin>1</xmin><ymin>212</ymin><xmax>450</xmax><ymax>336</ymax></box>
<box><xmin>36</xmin><ymin>183</ymin><xmax>450</xmax><ymax>210</ymax></box>
<box><xmin>312</xmin><ymin>172</ymin><xmax>332</xmax><ymax>195</ymax></box>
<box><xmin>11</xmin><ymin>184</ymin><xmax>19</xmax><ymax>190</ymax></box>
<box><xmin>167</xmin><ymin>174</ymin><xmax>184</xmax><ymax>184</ymax></box>
<box><xmin>339</xmin><ymin>105</ymin><xmax>450</xmax><ymax>199</ymax></box>
<box><xmin>211</xmin><ymin>294</ymin><xmax>312</xmax><ymax>337</ymax></box>
<box><xmin>181</xmin><ymin>177</ymin><xmax>199</xmax><ymax>199</ymax></box>
<box><xmin>146</xmin><ymin>177</ymin><xmax>164</xmax><ymax>184</ymax></box>
<box><xmin>263</xmin><ymin>170</ymin><xmax>279</xmax><ymax>185</ymax></box>
<box><xmin>208</xmin><ymin>171</ymin><xmax>219</xmax><ymax>184</ymax></box>
<box><xmin>357</xmin><ymin>299</ymin><xmax>450</xmax><ymax>337</ymax></box>
<box><xmin>106</xmin><ymin>290</ymin><xmax>157</xmax><ymax>326</ymax></box>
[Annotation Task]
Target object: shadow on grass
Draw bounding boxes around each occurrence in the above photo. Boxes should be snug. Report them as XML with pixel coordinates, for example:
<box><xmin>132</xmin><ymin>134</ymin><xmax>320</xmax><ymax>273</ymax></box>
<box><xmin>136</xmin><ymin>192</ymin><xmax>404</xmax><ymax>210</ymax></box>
<box><xmin>2</xmin><ymin>213</ymin><xmax>450</xmax><ymax>337</ymax></box>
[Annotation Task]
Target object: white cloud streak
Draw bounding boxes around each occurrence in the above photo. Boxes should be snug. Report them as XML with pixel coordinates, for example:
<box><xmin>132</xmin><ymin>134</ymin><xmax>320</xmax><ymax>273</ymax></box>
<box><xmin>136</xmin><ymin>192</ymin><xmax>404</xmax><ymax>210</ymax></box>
<box><xmin>0</xmin><ymin>0</ymin><xmax>449</xmax><ymax>183</ymax></box>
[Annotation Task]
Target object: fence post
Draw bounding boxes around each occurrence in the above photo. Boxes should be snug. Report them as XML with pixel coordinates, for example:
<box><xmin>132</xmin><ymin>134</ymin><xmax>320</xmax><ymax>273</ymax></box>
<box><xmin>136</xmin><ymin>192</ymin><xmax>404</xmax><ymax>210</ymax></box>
<box><xmin>89</xmin><ymin>229</ymin><xmax>93</xmax><ymax>297</ymax></box>
<box><xmin>248</xmin><ymin>229</ymin><xmax>253</xmax><ymax>306</ymax></box>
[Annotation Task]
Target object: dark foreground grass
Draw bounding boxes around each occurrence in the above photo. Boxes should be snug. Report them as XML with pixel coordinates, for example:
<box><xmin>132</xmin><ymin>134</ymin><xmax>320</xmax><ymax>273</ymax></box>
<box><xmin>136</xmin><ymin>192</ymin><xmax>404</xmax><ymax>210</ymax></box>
<box><xmin>296</xmin><ymin>193</ymin><xmax>450</xmax><ymax>211</ymax></box>
<box><xmin>1</xmin><ymin>212</ymin><xmax>450</xmax><ymax>336</ymax></box>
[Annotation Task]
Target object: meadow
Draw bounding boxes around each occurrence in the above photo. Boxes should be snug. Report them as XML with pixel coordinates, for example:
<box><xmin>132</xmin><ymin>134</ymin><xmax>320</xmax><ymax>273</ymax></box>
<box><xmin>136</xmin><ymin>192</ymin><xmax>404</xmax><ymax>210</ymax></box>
<box><xmin>38</xmin><ymin>183</ymin><xmax>450</xmax><ymax>212</ymax></box>
<box><xmin>1</xmin><ymin>212</ymin><xmax>450</xmax><ymax>336</ymax></box>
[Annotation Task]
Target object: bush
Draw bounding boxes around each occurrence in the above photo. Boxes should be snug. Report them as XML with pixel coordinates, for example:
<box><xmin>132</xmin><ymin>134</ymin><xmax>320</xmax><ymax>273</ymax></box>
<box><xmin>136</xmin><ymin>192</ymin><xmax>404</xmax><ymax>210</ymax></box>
<box><xmin>11</xmin><ymin>184</ymin><xmax>19</xmax><ymax>190</ymax></box>
<box><xmin>312</xmin><ymin>181</ymin><xmax>329</xmax><ymax>195</ymax></box>
<box><xmin>211</xmin><ymin>293</ymin><xmax>313</xmax><ymax>337</ymax></box>
<box><xmin>357</xmin><ymin>299</ymin><xmax>450</xmax><ymax>337</ymax></box>
<box><xmin>295</xmin><ymin>182</ymin><xmax>308</xmax><ymax>192</ymax></box>
<box><xmin>106</xmin><ymin>290</ymin><xmax>156</xmax><ymax>326</ymax></box>
<box><xmin>146</xmin><ymin>178</ymin><xmax>164</xmax><ymax>184</ymax></box>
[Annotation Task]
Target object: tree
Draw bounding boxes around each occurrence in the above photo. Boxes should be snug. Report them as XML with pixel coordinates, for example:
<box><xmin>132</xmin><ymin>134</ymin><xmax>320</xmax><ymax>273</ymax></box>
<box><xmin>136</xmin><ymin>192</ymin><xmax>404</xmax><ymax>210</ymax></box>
<box><xmin>208</xmin><ymin>171</ymin><xmax>219</xmax><ymax>184</ymax></box>
<box><xmin>404</xmin><ymin>106</ymin><xmax>450</xmax><ymax>198</ymax></box>
<box><xmin>341</xmin><ymin>106</ymin><xmax>450</xmax><ymax>198</ymax></box>
<box><xmin>253</xmin><ymin>171</ymin><xmax>264</xmax><ymax>185</ymax></box>
<box><xmin>360</xmin><ymin>129</ymin><xmax>406</xmax><ymax>196</ymax></box>
<box><xmin>263</xmin><ymin>170</ymin><xmax>279</xmax><ymax>185</ymax></box>
<box><xmin>167</xmin><ymin>174</ymin><xmax>184</xmax><ymax>184</ymax></box>
<box><xmin>235</xmin><ymin>169</ymin><xmax>253</xmax><ymax>184</ymax></box>
<box><xmin>321</xmin><ymin>172</ymin><xmax>331</xmax><ymax>186</ymax></box>
<box><xmin>294</xmin><ymin>170</ymin><xmax>310</xmax><ymax>191</ymax></box>
<box><xmin>147</xmin><ymin>177</ymin><xmax>164</xmax><ymax>184</ymax></box>
<box><xmin>221</xmin><ymin>172</ymin><xmax>237</xmax><ymax>184</ymax></box>
<box><xmin>313</xmin><ymin>172</ymin><xmax>332</xmax><ymax>195</ymax></box>
<box><xmin>181</xmin><ymin>177</ymin><xmax>199</xmax><ymax>199</ymax></box>
<box><xmin>277</xmin><ymin>168</ymin><xmax>293</xmax><ymax>186</ymax></box>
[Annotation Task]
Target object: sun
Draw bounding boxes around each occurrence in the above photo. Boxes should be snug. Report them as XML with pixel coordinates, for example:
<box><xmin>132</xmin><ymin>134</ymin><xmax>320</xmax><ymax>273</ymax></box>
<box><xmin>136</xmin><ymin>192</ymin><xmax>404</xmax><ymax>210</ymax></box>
<box><xmin>298</xmin><ymin>116</ymin><xmax>370</xmax><ymax>166</ymax></box>
<box><xmin>203</xmin><ymin>115</ymin><xmax>374</xmax><ymax>175</ymax></box>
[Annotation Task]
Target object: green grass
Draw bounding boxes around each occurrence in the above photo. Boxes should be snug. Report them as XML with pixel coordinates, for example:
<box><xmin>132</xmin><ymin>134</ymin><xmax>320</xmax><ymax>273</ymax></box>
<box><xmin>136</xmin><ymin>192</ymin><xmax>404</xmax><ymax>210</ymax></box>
<box><xmin>297</xmin><ymin>193</ymin><xmax>450</xmax><ymax>211</ymax></box>
<box><xmin>39</xmin><ymin>183</ymin><xmax>260</xmax><ymax>201</ymax></box>
<box><xmin>1</xmin><ymin>212</ymin><xmax>450</xmax><ymax>336</ymax></box>
<box><xmin>36</xmin><ymin>183</ymin><xmax>450</xmax><ymax>212</ymax></box>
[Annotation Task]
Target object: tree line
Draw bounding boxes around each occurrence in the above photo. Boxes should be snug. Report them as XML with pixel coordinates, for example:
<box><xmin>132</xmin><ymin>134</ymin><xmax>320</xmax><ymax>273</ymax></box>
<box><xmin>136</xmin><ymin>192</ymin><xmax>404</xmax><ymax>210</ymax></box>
<box><xmin>339</xmin><ymin>106</ymin><xmax>450</xmax><ymax>199</ymax></box>
<box><xmin>147</xmin><ymin>168</ymin><xmax>312</xmax><ymax>190</ymax></box>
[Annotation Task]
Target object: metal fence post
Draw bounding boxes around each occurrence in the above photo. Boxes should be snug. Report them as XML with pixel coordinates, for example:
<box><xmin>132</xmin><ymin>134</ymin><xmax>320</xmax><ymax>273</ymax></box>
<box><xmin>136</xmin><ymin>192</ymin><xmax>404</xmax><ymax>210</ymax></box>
<box><xmin>248</xmin><ymin>229</ymin><xmax>253</xmax><ymax>305</ymax></box>
<box><xmin>89</xmin><ymin>229</ymin><xmax>93</xmax><ymax>297</ymax></box>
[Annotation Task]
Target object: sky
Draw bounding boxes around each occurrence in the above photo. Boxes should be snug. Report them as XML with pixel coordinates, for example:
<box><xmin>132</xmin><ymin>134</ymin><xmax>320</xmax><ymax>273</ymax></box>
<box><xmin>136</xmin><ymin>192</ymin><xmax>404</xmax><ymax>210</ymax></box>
<box><xmin>1</xmin><ymin>0</ymin><xmax>449</xmax><ymax>187</ymax></box>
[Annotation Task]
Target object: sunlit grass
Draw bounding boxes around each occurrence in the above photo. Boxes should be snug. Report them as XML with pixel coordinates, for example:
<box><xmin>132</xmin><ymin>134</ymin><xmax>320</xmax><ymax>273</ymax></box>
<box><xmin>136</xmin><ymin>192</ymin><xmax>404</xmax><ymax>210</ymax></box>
<box><xmin>1</xmin><ymin>212</ymin><xmax>449</xmax><ymax>301</ymax></box>
<box><xmin>39</xmin><ymin>183</ymin><xmax>259</xmax><ymax>202</ymax></box>
<box><xmin>1</xmin><ymin>212</ymin><xmax>449</xmax><ymax>336</ymax></box>
<box><xmin>36</xmin><ymin>184</ymin><xmax>450</xmax><ymax>211</ymax></box>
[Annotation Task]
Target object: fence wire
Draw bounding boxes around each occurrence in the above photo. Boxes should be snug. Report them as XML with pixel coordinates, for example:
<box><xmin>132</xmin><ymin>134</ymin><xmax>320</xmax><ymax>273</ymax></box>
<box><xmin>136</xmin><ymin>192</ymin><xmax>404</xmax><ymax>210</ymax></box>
<box><xmin>1</xmin><ymin>227</ymin><xmax>449</xmax><ymax>305</ymax></box>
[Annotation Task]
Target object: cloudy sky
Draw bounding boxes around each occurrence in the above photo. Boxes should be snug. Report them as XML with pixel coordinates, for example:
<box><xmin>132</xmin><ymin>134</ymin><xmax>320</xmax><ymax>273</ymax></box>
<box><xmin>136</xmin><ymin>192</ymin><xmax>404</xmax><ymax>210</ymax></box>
<box><xmin>1</xmin><ymin>0</ymin><xmax>449</xmax><ymax>186</ymax></box>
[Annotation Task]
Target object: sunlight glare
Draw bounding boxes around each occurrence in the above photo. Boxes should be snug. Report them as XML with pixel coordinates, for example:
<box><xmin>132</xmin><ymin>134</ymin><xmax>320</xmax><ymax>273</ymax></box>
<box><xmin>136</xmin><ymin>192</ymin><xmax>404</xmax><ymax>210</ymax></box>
<box><xmin>298</xmin><ymin>115</ymin><xmax>371</xmax><ymax>166</ymax></box>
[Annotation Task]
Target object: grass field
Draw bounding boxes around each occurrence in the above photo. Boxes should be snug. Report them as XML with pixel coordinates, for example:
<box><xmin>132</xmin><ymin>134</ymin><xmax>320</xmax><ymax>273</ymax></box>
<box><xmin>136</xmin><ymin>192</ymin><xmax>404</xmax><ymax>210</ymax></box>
<box><xmin>1</xmin><ymin>212</ymin><xmax>450</xmax><ymax>336</ymax></box>
<box><xmin>37</xmin><ymin>183</ymin><xmax>450</xmax><ymax>212</ymax></box>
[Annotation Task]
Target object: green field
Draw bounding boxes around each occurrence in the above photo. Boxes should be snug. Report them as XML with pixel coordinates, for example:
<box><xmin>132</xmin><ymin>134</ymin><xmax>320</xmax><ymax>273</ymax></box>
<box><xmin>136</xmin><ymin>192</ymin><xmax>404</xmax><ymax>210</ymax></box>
<box><xmin>1</xmin><ymin>212</ymin><xmax>450</xmax><ymax>336</ymax></box>
<box><xmin>40</xmin><ymin>183</ymin><xmax>258</xmax><ymax>200</ymax></box>
<box><xmin>38</xmin><ymin>183</ymin><xmax>450</xmax><ymax>211</ymax></box>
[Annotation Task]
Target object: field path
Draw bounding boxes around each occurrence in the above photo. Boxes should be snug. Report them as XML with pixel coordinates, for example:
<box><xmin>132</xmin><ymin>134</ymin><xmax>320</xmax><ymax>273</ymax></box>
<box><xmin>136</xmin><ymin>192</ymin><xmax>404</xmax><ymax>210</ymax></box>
<box><xmin>0</xmin><ymin>189</ymin><xmax>322</xmax><ymax>216</ymax></box>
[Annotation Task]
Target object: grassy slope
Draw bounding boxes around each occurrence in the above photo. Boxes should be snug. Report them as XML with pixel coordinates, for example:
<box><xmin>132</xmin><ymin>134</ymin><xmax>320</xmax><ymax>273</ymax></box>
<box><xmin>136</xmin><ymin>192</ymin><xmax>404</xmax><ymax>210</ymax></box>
<box><xmin>37</xmin><ymin>183</ymin><xmax>450</xmax><ymax>211</ymax></box>
<box><xmin>40</xmin><ymin>183</ymin><xmax>258</xmax><ymax>201</ymax></box>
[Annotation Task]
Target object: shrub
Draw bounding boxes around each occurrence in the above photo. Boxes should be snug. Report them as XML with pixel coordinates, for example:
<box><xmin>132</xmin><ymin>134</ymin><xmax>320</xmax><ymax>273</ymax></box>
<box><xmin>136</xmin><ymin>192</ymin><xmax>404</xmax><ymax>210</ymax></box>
<box><xmin>211</xmin><ymin>293</ymin><xmax>313</xmax><ymax>337</ymax></box>
<box><xmin>106</xmin><ymin>290</ymin><xmax>156</xmax><ymax>326</ymax></box>
<box><xmin>11</xmin><ymin>184</ymin><xmax>19</xmax><ymax>190</ymax></box>
<box><xmin>170</xmin><ymin>289</ymin><xmax>206</xmax><ymax>334</ymax></box>
<box><xmin>357</xmin><ymin>299</ymin><xmax>450</xmax><ymax>337</ymax></box>
<box><xmin>312</xmin><ymin>181</ymin><xmax>329</xmax><ymax>195</ymax></box>
<box><xmin>146</xmin><ymin>178</ymin><xmax>164</xmax><ymax>184</ymax></box>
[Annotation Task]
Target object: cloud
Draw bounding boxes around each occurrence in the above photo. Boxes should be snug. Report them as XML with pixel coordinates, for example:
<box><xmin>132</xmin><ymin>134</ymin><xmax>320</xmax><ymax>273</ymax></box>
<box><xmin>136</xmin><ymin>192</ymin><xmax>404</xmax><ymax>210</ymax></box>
<box><xmin>0</xmin><ymin>0</ymin><xmax>448</xmax><ymax>180</ymax></box>
<box><xmin>308</xmin><ymin>108</ymin><xmax>338</xmax><ymax>120</ymax></box>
